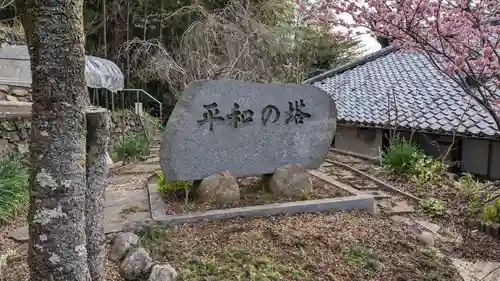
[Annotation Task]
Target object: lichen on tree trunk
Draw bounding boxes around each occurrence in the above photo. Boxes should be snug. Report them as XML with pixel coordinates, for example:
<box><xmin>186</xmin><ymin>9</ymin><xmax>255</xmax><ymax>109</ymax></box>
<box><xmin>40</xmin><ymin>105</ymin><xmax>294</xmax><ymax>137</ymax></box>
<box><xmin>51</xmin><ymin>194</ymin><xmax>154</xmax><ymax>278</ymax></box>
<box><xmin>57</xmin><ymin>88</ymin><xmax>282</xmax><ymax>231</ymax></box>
<box><xmin>15</xmin><ymin>0</ymin><xmax>91</xmax><ymax>280</ymax></box>
<box><xmin>85</xmin><ymin>107</ymin><xmax>110</xmax><ymax>281</ymax></box>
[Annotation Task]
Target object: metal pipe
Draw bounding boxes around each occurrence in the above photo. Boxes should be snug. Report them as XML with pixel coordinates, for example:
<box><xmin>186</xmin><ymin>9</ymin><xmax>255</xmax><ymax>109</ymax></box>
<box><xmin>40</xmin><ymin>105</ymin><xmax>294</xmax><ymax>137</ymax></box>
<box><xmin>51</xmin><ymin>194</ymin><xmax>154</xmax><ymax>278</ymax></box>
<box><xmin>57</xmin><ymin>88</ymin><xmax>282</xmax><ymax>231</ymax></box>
<box><xmin>121</xmin><ymin>88</ymin><xmax>162</xmax><ymax>120</ymax></box>
<box><xmin>111</xmin><ymin>91</ymin><xmax>115</xmax><ymax>112</ymax></box>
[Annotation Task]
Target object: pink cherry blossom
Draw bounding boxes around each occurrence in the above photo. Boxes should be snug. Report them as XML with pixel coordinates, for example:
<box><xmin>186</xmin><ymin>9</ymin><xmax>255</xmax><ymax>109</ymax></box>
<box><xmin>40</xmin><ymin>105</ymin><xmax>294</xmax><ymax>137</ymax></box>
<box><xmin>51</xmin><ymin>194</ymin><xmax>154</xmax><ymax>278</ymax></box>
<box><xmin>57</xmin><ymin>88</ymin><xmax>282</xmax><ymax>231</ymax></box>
<box><xmin>296</xmin><ymin>0</ymin><xmax>500</xmax><ymax>129</ymax></box>
<box><xmin>483</xmin><ymin>47</ymin><xmax>493</xmax><ymax>58</ymax></box>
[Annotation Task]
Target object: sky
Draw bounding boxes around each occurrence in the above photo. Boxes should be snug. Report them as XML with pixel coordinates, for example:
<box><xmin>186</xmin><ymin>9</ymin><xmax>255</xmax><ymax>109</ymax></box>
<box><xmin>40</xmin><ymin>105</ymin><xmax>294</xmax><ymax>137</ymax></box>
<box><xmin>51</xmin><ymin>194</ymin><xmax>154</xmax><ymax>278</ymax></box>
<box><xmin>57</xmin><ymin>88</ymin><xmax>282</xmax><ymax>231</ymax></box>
<box><xmin>336</xmin><ymin>12</ymin><xmax>381</xmax><ymax>55</ymax></box>
<box><xmin>359</xmin><ymin>34</ymin><xmax>381</xmax><ymax>54</ymax></box>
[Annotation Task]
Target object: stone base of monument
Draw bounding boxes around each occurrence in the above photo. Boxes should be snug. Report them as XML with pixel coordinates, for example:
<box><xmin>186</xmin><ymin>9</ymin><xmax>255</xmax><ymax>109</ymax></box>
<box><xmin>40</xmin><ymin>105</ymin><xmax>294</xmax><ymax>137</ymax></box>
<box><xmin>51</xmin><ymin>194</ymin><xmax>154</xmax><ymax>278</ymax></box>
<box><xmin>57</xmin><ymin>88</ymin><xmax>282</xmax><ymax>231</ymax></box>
<box><xmin>262</xmin><ymin>164</ymin><xmax>313</xmax><ymax>199</ymax></box>
<box><xmin>147</xmin><ymin>168</ymin><xmax>376</xmax><ymax>225</ymax></box>
<box><xmin>192</xmin><ymin>171</ymin><xmax>240</xmax><ymax>204</ymax></box>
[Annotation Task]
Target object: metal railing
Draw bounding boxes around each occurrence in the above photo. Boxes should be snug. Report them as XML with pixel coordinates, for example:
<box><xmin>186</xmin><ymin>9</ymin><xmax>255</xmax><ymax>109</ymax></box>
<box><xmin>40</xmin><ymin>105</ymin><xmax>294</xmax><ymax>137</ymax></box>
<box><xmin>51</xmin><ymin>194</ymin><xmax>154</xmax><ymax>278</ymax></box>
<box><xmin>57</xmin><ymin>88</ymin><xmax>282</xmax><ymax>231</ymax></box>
<box><xmin>120</xmin><ymin>88</ymin><xmax>163</xmax><ymax>121</ymax></box>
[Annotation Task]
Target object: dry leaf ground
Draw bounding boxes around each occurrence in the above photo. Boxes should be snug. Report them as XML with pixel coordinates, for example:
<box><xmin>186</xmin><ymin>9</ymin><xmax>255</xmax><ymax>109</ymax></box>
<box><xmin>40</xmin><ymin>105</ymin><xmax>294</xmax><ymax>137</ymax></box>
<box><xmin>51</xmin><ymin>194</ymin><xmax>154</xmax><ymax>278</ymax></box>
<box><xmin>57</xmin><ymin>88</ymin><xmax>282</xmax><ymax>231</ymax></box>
<box><xmin>140</xmin><ymin>212</ymin><xmax>460</xmax><ymax>281</ymax></box>
<box><xmin>2</xmin><ymin>212</ymin><xmax>462</xmax><ymax>281</ymax></box>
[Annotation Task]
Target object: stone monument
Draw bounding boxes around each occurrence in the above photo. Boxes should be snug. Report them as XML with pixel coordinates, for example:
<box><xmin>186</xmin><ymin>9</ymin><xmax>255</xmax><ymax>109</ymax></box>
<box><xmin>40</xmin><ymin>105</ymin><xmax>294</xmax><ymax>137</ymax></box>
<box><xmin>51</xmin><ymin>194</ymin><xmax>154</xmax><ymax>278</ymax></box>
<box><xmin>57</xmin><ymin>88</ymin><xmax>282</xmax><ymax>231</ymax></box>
<box><xmin>160</xmin><ymin>79</ymin><xmax>337</xmax><ymax>182</ymax></box>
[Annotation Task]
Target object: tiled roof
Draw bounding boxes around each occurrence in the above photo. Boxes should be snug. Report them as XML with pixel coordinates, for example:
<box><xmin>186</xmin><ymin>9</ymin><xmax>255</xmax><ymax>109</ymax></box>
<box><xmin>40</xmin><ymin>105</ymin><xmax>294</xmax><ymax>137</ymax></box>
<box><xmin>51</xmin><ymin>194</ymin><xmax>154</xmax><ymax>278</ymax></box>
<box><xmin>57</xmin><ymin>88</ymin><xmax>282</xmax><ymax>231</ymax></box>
<box><xmin>306</xmin><ymin>47</ymin><xmax>500</xmax><ymax>138</ymax></box>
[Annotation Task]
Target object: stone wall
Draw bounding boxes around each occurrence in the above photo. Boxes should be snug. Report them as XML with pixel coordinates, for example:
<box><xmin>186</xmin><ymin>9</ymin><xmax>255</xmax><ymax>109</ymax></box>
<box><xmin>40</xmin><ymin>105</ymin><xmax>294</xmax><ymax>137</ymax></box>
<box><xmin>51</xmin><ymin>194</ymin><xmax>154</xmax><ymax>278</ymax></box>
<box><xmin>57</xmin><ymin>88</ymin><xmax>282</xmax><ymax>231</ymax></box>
<box><xmin>0</xmin><ymin>85</ymin><xmax>32</xmax><ymax>102</ymax></box>
<box><xmin>0</xmin><ymin>113</ymin><xmax>31</xmax><ymax>157</ymax></box>
<box><xmin>109</xmin><ymin>110</ymin><xmax>146</xmax><ymax>148</ymax></box>
<box><xmin>0</xmin><ymin>109</ymin><xmax>145</xmax><ymax>158</ymax></box>
<box><xmin>334</xmin><ymin>125</ymin><xmax>384</xmax><ymax>157</ymax></box>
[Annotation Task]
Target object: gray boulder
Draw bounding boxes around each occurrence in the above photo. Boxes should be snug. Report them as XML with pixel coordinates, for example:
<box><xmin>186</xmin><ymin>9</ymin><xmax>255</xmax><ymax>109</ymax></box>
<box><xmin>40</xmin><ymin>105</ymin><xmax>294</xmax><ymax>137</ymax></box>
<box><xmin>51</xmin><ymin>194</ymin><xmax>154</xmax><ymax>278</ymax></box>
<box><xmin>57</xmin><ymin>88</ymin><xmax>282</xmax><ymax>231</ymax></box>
<box><xmin>267</xmin><ymin>164</ymin><xmax>312</xmax><ymax>198</ymax></box>
<box><xmin>195</xmin><ymin>171</ymin><xmax>240</xmax><ymax>204</ymax></box>
<box><xmin>123</xmin><ymin>219</ymin><xmax>154</xmax><ymax>236</ymax></box>
<box><xmin>109</xmin><ymin>232</ymin><xmax>139</xmax><ymax>262</ymax></box>
<box><xmin>418</xmin><ymin>231</ymin><xmax>435</xmax><ymax>247</ymax></box>
<box><xmin>149</xmin><ymin>264</ymin><xmax>178</xmax><ymax>281</ymax></box>
<box><xmin>119</xmin><ymin>247</ymin><xmax>154</xmax><ymax>280</ymax></box>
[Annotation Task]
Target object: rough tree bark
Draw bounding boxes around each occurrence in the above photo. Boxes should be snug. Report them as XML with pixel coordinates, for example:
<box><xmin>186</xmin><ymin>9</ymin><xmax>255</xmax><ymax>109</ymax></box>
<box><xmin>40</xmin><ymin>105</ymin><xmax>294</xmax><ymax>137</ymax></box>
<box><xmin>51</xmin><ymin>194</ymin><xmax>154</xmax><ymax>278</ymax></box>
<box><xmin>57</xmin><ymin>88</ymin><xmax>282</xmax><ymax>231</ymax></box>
<box><xmin>15</xmin><ymin>1</ymin><xmax>91</xmax><ymax>281</ymax></box>
<box><xmin>85</xmin><ymin>107</ymin><xmax>110</xmax><ymax>281</ymax></box>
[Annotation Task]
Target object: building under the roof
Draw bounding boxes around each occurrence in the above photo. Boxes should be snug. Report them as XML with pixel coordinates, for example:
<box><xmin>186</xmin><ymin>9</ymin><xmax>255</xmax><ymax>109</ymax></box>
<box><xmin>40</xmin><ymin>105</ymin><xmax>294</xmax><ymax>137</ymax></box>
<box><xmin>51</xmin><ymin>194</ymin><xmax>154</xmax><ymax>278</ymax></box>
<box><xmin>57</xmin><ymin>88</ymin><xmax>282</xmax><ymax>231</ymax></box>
<box><xmin>306</xmin><ymin>46</ymin><xmax>500</xmax><ymax>180</ymax></box>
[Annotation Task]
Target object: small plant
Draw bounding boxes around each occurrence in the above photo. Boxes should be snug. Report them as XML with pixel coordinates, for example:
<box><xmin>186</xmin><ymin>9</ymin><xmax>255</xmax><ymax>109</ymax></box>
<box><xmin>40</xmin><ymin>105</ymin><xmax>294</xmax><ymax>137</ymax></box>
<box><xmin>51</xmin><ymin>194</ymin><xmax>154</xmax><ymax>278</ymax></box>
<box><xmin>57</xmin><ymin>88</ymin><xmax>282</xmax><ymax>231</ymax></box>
<box><xmin>0</xmin><ymin>152</ymin><xmax>29</xmax><ymax>223</ymax></box>
<box><xmin>113</xmin><ymin>133</ymin><xmax>151</xmax><ymax>162</ymax></box>
<box><xmin>417</xmin><ymin>248</ymin><xmax>457</xmax><ymax>281</ymax></box>
<box><xmin>419</xmin><ymin>198</ymin><xmax>445</xmax><ymax>218</ymax></box>
<box><xmin>459</xmin><ymin>173</ymin><xmax>484</xmax><ymax>211</ymax></box>
<box><xmin>300</xmin><ymin>187</ymin><xmax>312</xmax><ymax>200</ymax></box>
<box><xmin>459</xmin><ymin>173</ymin><xmax>483</xmax><ymax>193</ymax></box>
<box><xmin>382</xmin><ymin>137</ymin><xmax>446</xmax><ymax>190</ymax></box>
<box><xmin>156</xmin><ymin>171</ymin><xmax>192</xmax><ymax>205</ymax></box>
<box><xmin>457</xmin><ymin>173</ymin><xmax>499</xmax><ymax>222</ymax></box>
<box><xmin>412</xmin><ymin>157</ymin><xmax>445</xmax><ymax>183</ymax></box>
<box><xmin>342</xmin><ymin>245</ymin><xmax>379</xmax><ymax>273</ymax></box>
<box><xmin>482</xmin><ymin>198</ymin><xmax>500</xmax><ymax>223</ymax></box>
<box><xmin>381</xmin><ymin>137</ymin><xmax>422</xmax><ymax>176</ymax></box>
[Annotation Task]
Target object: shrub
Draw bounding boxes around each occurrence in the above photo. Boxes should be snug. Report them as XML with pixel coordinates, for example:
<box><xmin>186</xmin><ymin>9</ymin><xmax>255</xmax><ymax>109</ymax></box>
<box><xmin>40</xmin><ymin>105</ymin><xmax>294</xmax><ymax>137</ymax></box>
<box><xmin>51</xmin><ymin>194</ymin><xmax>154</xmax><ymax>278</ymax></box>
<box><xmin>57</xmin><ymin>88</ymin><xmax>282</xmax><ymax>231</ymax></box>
<box><xmin>381</xmin><ymin>137</ymin><xmax>422</xmax><ymax>175</ymax></box>
<box><xmin>459</xmin><ymin>173</ymin><xmax>483</xmax><ymax>193</ymax></box>
<box><xmin>412</xmin><ymin>157</ymin><xmax>445</xmax><ymax>182</ymax></box>
<box><xmin>458</xmin><ymin>173</ymin><xmax>500</xmax><ymax>222</ymax></box>
<box><xmin>482</xmin><ymin>199</ymin><xmax>500</xmax><ymax>223</ymax></box>
<box><xmin>459</xmin><ymin>173</ymin><xmax>484</xmax><ymax>210</ymax></box>
<box><xmin>419</xmin><ymin>198</ymin><xmax>445</xmax><ymax>218</ymax></box>
<box><xmin>381</xmin><ymin>138</ymin><xmax>446</xmax><ymax>186</ymax></box>
<box><xmin>156</xmin><ymin>171</ymin><xmax>192</xmax><ymax>204</ymax></box>
<box><xmin>113</xmin><ymin>134</ymin><xmax>151</xmax><ymax>162</ymax></box>
<box><xmin>0</xmin><ymin>152</ymin><xmax>29</xmax><ymax>222</ymax></box>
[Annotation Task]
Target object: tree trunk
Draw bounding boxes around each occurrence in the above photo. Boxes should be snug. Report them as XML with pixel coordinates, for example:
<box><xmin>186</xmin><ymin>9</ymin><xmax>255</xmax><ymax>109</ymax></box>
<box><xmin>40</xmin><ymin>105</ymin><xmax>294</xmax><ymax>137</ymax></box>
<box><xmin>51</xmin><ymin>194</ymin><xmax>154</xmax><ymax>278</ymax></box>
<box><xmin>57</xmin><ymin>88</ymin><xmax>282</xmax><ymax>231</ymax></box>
<box><xmin>85</xmin><ymin>107</ymin><xmax>110</xmax><ymax>281</ymax></box>
<box><xmin>16</xmin><ymin>1</ymin><xmax>91</xmax><ymax>281</ymax></box>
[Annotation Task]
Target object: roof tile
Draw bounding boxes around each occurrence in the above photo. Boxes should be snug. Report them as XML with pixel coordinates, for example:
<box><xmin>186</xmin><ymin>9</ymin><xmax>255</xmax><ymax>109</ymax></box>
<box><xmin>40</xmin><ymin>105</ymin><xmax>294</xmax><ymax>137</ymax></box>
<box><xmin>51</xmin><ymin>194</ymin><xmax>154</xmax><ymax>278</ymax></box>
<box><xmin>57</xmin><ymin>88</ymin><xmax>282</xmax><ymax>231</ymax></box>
<box><xmin>311</xmin><ymin>48</ymin><xmax>499</xmax><ymax>137</ymax></box>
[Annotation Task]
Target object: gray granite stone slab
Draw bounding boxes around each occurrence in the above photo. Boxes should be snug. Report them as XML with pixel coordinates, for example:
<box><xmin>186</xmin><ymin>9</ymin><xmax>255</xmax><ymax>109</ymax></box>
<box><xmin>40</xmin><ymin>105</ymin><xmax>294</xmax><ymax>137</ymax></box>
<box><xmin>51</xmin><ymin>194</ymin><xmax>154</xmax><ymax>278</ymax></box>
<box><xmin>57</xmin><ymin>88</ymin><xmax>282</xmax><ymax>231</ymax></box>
<box><xmin>9</xmin><ymin>188</ymin><xmax>151</xmax><ymax>242</ymax></box>
<box><xmin>104</xmin><ymin>211</ymin><xmax>150</xmax><ymax>234</ymax></box>
<box><xmin>8</xmin><ymin>211</ymin><xmax>151</xmax><ymax>241</ymax></box>
<box><xmin>104</xmin><ymin>189</ymin><xmax>148</xmax><ymax>207</ymax></box>
<box><xmin>160</xmin><ymin>79</ymin><xmax>337</xmax><ymax>181</ymax></box>
<box><xmin>122</xmin><ymin>164</ymin><xmax>161</xmax><ymax>174</ymax></box>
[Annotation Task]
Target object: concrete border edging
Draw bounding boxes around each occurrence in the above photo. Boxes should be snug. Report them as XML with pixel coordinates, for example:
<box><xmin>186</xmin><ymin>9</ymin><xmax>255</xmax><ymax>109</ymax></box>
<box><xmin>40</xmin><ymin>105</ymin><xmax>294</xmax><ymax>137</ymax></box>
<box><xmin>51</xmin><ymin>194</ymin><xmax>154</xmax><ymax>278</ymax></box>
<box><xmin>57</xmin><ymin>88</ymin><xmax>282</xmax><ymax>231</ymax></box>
<box><xmin>148</xmin><ymin>178</ymin><xmax>375</xmax><ymax>224</ymax></box>
<box><xmin>148</xmin><ymin>181</ymin><xmax>169</xmax><ymax>221</ymax></box>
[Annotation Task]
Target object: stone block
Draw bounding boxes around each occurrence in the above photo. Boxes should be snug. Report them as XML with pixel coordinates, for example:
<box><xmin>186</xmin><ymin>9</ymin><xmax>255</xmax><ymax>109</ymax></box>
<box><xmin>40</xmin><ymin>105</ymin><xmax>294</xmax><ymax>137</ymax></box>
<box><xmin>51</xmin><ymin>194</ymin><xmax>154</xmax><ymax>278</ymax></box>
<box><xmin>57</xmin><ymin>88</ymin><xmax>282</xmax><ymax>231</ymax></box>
<box><xmin>160</xmin><ymin>79</ymin><xmax>337</xmax><ymax>181</ymax></box>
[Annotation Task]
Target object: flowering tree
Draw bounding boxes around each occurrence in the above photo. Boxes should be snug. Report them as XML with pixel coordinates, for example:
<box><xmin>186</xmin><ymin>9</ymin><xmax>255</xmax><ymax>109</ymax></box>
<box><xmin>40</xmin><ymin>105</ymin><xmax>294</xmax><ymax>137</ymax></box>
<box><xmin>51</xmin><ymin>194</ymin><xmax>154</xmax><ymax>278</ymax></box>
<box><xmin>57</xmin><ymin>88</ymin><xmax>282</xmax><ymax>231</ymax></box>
<box><xmin>304</xmin><ymin>0</ymin><xmax>500</xmax><ymax>130</ymax></box>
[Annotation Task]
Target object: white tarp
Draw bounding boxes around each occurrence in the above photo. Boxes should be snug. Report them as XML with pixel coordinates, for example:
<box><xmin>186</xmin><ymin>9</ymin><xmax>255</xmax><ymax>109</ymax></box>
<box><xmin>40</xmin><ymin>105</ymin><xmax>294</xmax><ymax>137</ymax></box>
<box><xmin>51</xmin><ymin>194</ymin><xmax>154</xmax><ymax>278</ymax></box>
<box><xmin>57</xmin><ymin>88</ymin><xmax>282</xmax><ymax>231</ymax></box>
<box><xmin>0</xmin><ymin>45</ymin><xmax>124</xmax><ymax>92</ymax></box>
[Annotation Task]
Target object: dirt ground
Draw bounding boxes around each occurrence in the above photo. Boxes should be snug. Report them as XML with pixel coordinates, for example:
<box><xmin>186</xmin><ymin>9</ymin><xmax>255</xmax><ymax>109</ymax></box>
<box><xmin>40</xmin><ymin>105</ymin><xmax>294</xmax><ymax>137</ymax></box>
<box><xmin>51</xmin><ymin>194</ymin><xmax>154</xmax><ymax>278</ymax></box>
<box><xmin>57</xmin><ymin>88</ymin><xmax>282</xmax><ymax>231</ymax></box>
<box><xmin>4</xmin><ymin>210</ymin><xmax>500</xmax><ymax>281</ymax></box>
<box><xmin>325</xmin><ymin>153</ymin><xmax>500</xmax><ymax>261</ymax></box>
<box><xmin>3</xmin><ymin>154</ymin><xmax>499</xmax><ymax>281</ymax></box>
<box><xmin>140</xmin><ymin>212</ymin><xmax>459</xmax><ymax>281</ymax></box>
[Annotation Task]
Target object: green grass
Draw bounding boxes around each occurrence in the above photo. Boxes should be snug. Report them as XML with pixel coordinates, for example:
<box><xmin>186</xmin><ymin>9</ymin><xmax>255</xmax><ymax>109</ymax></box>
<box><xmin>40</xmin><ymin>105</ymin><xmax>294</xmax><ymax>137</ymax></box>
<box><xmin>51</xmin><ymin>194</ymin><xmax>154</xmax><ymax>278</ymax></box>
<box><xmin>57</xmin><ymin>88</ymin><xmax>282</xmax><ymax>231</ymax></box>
<box><xmin>113</xmin><ymin>134</ymin><xmax>151</xmax><ymax>162</ymax></box>
<box><xmin>181</xmin><ymin>248</ymin><xmax>290</xmax><ymax>281</ymax></box>
<box><xmin>381</xmin><ymin>137</ymin><xmax>422</xmax><ymax>176</ymax></box>
<box><xmin>0</xmin><ymin>152</ymin><xmax>29</xmax><ymax>223</ymax></box>
<box><xmin>342</xmin><ymin>245</ymin><xmax>379</xmax><ymax>273</ymax></box>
